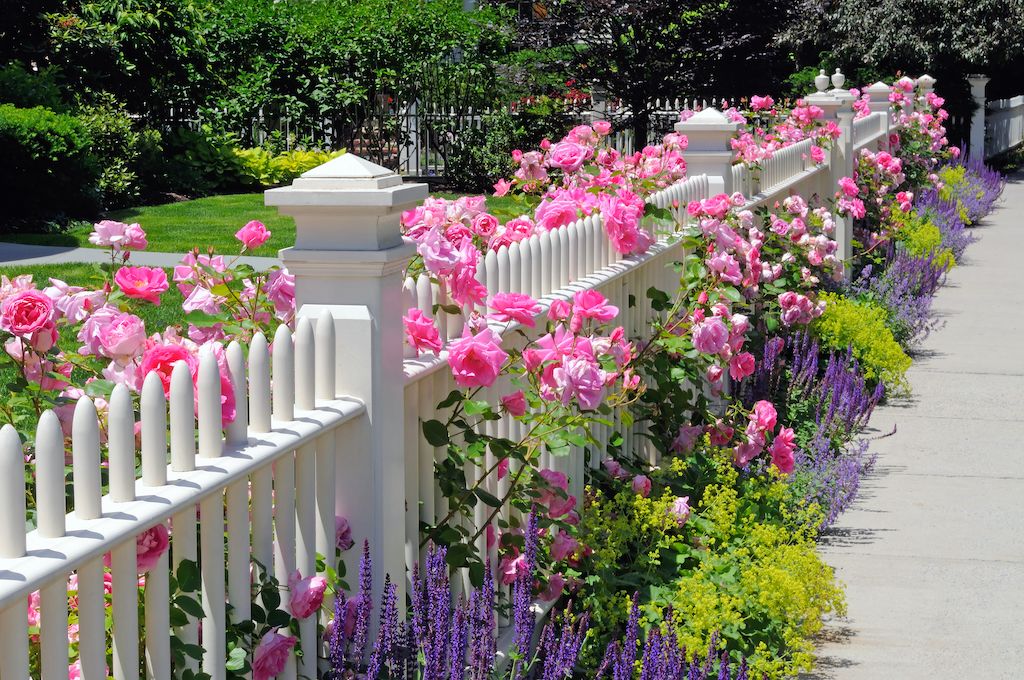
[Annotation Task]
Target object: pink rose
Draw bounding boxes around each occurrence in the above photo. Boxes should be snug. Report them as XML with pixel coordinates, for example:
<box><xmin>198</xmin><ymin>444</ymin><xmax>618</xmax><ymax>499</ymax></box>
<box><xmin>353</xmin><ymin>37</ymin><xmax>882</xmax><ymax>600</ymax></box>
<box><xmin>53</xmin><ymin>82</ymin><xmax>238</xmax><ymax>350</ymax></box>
<box><xmin>534</xmin><ymin>197</ymin><xmax>580</xmax><ymax>231</ymax></box>
<box><xmin>669</xmin><ymin>497</ymin><xmax>691</xmax><ymax>526</ymax></box>
<box><xmin>593</xmin><ymin>120</ymin><xmax>612</xmax><ymax>136</ymax></box>
<box><xmin>547</xmin><ymin>299</ymin><xmax>572</xmax><ymax>322</ymax></box>
<box><xmin>632</xmin><ymin>474</ymin><xmax>651</xmax><ymax>498</ymax></box>
<box><xmin>838</xmin><ymin>176</ymin><xmax>860</xmax><ymax>198</ymax></box>
<box><xmin>493</xmin><ymin>179</ymin><xmax>512</xmax><ymax>197</ymax></box>
<box><xmin>539</xmin><ymin>572</ymin><xmax>566</xmax><ymax>602</ymax></box>
<box><xmin>733</xmin><ymin>442</ymin><xmax>762</xmax><ymax>466</ymax></box>
<box><xmin>98</xmin><ymin>312</ymin><xmax>147</xmax><ymax>363</ymax></box>
<box><xmin>288</xmin><ymin>570</ymin><xmax>328</xmax><ymax>619</ymax></box>
<box><xmin>253</xmin><ymin>629</ymin><xmax>297</xmax><ymax>680</ymax></box>
<box><xmin>28</xmin><ymin>323</ymin><xmax>58</xmax><ymax>352</ymax></box>
<box><xmin>691</xmin><ymin>317</ymin><xmax>728</xmax><ymax>355</ymax></box>
<box><xmin>448</xmin><ymin>327</ymin><xmax>508</xmax><ymax>388</ymax></box>
<box><xmin>488</xmin><ymin>293</ymin><xmax>540</xmax><ymax>327</ymax></box>
<box><xmin>769</xmin><ymin>427</ymin><xmax>796</xmax><ymax>474</ymax></box>
<box><xmin>499</xmin><ymin>552</ymin><xmax>527</xmax><ymax>585</ymax></box>
<box><xmin>335</xmin><ymin>516</ymin><xmax>354</xmax><ymax>552</ymax></box>
<box><xmin>182</xmin><ymin>286</ymin><xmax>225</xmax><ymax>316</ymax></box>
<box><xmin>114</xmin><ymin>266</ymin><xmax>168</xmax><ymax>305</ymax></box>
<box><xmin>497</xmin><ymin>457</ymin><xmax>509</xmax><ymax>480</ymax></box>
<box><xmin>572</xmin><ymin>290</ymin><xmax>618</xmax><ymax>324</ymax></box>
<box><xmin>471</xmin><ymin>213</ymin><xmax>500</xmax><ymax>239</ymax></box>
<box><xmin>553</xmin><ymin>355</ymin><xmax>606</xmax><ymax>409</ymax></box>
<box><xmin>139</xmin><ymin>343</ymin><xmax>198</xmax><ymax>395</ymax></box>
<box><xmin>547</xmin><ymin>140</ymin><xmax>591</xmax><ymax>173</ymax></box>
<box><xmin>235</xmin><ymin>220</ymin><xmax>272</xmax><ymax>250</ymax></box>
<box><xmin>751</xmin><ymin>400</ymin><xmax>778</xmax><ymax>432</ymax></box>
<box><xmin>89</xmin><ymin>220</ymin><xmax>147</xmax><ymax>250</ymax></box>
<box><xmin>602</xmin><ymin>458</ymin><xmax>628</xmax><ymax>479</ymax></box>
<box><xmin>136</xmin><ymin>523</ymin><xmax>170</xmax><ymax>573</ymax></box>
<box><xmin>403</xmin><ymin>308</ymin><xmax>443</xmax><ymax>355</ymax></box>
<box><xmin>671</xmin><ymin>424</ymin><xmax>703</xmax><ymax>454</ymax></box>
<box><xmin>265</xmin><ymin>268</ymin><xmax>296</xmax><ymax>321</ymax></box>
<box><xmin>550</xmin><ymin>529</ymin><xmax>579</xmax><ymax>562</ymax></box>
<box><xmin>750</xmin><ymin>95</ymin><xmax>774</xmax><ymax>111</ymax></box>
<box><xmin>501</xmin><ymin>390</ymin><xmax>528</xmax><ymax>417</ymax></box>
<box><xmin>0</xmin><ymin>289</ymin><xmax>54</xmax><ymax>336</ymax></box>
<box><xmin>728</xmin><ymin>352</ymin><xmax>755</xmax><ymax>381</ymax></box>
<box><xmin>810</xmin><ymin>145</ymin><xmax>825</xmax><ymax>164</ymax></box>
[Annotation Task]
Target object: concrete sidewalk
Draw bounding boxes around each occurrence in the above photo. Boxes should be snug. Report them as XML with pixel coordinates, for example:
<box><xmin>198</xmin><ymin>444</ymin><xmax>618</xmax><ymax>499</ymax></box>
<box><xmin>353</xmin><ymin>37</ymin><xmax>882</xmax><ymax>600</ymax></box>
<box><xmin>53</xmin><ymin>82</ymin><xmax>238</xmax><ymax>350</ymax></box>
<box><xmin>806</xmin><ymin>175</ymin><xmax>1024</xmax><ymax>678</ymax></box>
<box><xmin>0</xmin><ymin>241</ymin><xmax>279</xmax><ymax>269</ymax></box>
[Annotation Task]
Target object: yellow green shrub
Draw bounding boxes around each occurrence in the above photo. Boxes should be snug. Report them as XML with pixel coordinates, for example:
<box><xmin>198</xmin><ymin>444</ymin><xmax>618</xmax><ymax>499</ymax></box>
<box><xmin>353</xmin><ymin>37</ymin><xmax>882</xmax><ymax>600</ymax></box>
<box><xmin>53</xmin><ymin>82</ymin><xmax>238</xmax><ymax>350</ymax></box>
<box><xmin>577</xmin><ymin>457</ymin><xmax>845</xmax><ymax>679</ymax></box>
<box><xmin>813</xmin><ymin>292</ymin><xmax>912</xmax><ymax>390</ymax></box>
<box><xmin>235</xmin><ymin>147</ymin><xmax>345</xmax><ymax>187</ymax></box>
<box><xmin>890</xmin><ymin>208</ymin><xmax>955</xmax><ymax>270</ymax></box>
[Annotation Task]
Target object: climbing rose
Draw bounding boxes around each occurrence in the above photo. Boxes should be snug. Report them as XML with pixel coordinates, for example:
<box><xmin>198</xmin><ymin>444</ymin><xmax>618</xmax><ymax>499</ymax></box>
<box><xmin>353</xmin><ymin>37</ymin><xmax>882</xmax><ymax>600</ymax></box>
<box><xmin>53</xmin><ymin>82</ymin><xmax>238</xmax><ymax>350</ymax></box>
<box><xmin>114</xmin><ymin>266</ymin><xmax>169</xmax><ymax>305</ymax></box>
<box><xmin>539</xmin><ymin>572</ymin><xmax>566</xmax><ymax>602</ymax></box>
<box><xmin>669</xmin><ymin>497</ymin><xmax>691</xmax><ymax>526</ymax></box>
<box><xmin>550</xmin><ymin>529</ymin><xmax>579</xmax><ymax>561</ymax></box>
<box><xmin>253</xmin><ymin>629</ymin><xmax>297</xmax><ymax>680</ymax></box>
<box><xmin>691</xmin><ymin>317</ymin><xmax>728</xmax><ymax>355</ymax></box>
<box><xmin>602</xmin><ymin>458</ymin><xmax>628</xmax><ymax>479</ymax></box>
<box><xmin>547</xmin><ymin>140</ymin><xmax>591</xmax><ymax>172</ymax></box>
<box><xmin>769</xmin><ymin>427</ymin><xmax>796</xmax><ymax>474</ymax></box>
<box><xmin>135</xmin><ymin>523</ymin><xmax>170</xmax><ymax>573</ymax></box>
<box><xmin>838</xmin><ymin>176</ymin><xmax>860</xmax><ymax>198</ymax></box>
<box><xmin>448</xmin><ymin>327</ymin><xmax>507</xmax><ymax>388</ymax></box>
<box><xmin>548</xmin><ymin>299</ymin><xmax>572</xmax><ymax>322</ymax></box>
<box><xmin>571</xmin><ymin>290</ymin><xmax>618</xmax><ymax>323</ymax></box>
<box><xmin>499</xmin><ymin>553</ymin><xmax>527</xmax><ymax>585</ymax></box>
<box><xmin>235</xmin><ymin>220</ymin><xmax>271</xmax><ymax>250</ymax></box>
<box><xmin>0</xmin><ymin>289</ymin><xmax>53</xmax><ymax>336</ymax></box>
<box><xmin>751</xmin><ymin>400</ymin><xmax>778</xmax><ymax>432</ymax></box>
<box><xmin>403</xmin><ymin>308</ymin><xmax>442</xmax><ymax>355</ymax></box>
<box><xmin>139</xmin><ymin>343</ymin><xmax>198</xmax><ymax>395</ymax></box>
<box><xmin>488</xmin><ymin>293</ymin><xmax>540</xmax><ymax>327</ymax></box>
<box><xmin>288</xmin><ymin>571</ymin><xmax>328</xmax><ymax>619</ymax></box>
<box><xmin>335</xmin><ymin>516</ymin><xmax>354</xmax><ymax>551</ymax></box>
<box><xmin>89</xmin><ymin>220</ymin><xmax>147</xmax><ymax>251</ymax></box>
<box><xmin>97</xmin><ymin>312</ymin><xmax>147</xmax><ymax>363</ymax></box>
<box><xmin>501</xmin><ymin>390</ymin><xmax>528</xmax><ymax>416</ymax></box>
<box><xmin>632</xmin><ymin>474</ymin><xmax>652</xmax><ymax>498</ymax></box>
<box><xmin>671</xmin><ymin>424</ymin><xmax>703</xmax><ymax>454</ymax></box>
<box><xmin>729</xmin><ymin>352</ymin><xmax>756</xmax><ymax>381</ymax></box>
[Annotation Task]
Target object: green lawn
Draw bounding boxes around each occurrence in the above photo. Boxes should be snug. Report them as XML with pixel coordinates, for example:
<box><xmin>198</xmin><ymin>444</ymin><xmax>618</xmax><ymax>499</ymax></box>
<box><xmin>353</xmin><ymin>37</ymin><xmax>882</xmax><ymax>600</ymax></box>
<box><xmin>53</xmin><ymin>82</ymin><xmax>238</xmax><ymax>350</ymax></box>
<box><xmin>2</xmin><ymin>191</ymin><xmax>537</xmax><ymax>258</ymax></box>
<box><xmin>3</xmin><ymin>194</ymin><xmax>295</xmax><ymax>257</ymax></box>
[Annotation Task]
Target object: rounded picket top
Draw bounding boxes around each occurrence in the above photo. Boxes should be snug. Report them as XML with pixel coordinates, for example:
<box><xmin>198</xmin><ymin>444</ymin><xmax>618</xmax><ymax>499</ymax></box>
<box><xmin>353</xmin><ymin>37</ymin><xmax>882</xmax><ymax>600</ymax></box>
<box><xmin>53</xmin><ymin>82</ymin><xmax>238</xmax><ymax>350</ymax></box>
<box><xmin>0</xmin><ymin>423</ymin><xmax>26</xmax><ymax>558</ymax></box>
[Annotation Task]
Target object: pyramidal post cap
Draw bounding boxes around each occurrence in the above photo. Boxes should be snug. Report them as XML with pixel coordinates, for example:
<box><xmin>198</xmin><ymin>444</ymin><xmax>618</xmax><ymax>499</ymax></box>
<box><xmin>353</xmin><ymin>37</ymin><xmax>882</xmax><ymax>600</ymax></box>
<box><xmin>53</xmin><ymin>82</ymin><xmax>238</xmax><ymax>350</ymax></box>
<box><xmin>290</xmin><ymin>153</ymin><xmax>404</xmax><ymax>190</ymax></box>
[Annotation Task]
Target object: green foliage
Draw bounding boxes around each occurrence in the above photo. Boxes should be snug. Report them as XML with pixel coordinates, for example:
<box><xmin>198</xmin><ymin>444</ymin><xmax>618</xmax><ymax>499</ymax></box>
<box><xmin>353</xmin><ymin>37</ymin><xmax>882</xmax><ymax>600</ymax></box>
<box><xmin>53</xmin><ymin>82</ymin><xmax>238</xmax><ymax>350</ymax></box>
<box><xmin>0</xmin><ymin>104</ymin><xmax>99</xmax><ymax>229</ymax></box>
<box><xmin>234</xmin><ymin>147</ymin><xmax>345</xmax><ymax>187</ymax></box>
<box><xmin>0</xmin><ymin>62</ymin><xmax>68</xmax><ymax>111</ymax></box>
<box><xmin>160</xmin><ymin>126</ymin><xmax>250</xmax><ymax>196</ymax></box>
<box><xmin>445</xmin><ymin>103</ymin><xmax>573</xmax><ymax>193</ymax></box>
<box><xmin>812</xmin><ymin>292</ymin><xmax>912</xmax><ymax>390</ymax></box>
<box><xmin>577</xmin><ymin>458</ymin><xmax>844</xmax><ymax>679</ymax></box>
<box><xmin>890</xmin><ymin>208</ymin><xmax>956</xmax><ymax>270</ymax></box>
<box><xmin>75</xmin><ymin>95</ymin><xmax>164</xmax><ymax>209</ymax></box>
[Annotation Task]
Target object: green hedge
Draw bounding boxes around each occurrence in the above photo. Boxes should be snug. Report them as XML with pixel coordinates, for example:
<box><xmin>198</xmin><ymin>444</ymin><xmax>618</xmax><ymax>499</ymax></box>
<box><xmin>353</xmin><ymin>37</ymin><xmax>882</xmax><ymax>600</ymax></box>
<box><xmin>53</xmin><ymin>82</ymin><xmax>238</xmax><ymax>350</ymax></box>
<box><xmin>0</xmin><ymin>104</ymin><xmax>100</xmax><ymax>228</ymax></box>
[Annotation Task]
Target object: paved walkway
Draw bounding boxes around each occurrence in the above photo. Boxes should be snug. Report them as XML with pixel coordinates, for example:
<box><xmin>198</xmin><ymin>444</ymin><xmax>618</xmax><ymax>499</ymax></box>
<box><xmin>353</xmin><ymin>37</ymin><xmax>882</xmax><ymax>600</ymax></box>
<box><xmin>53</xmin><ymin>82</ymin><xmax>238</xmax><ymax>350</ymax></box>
<box><xmin>0</xmin><ymin>242</ymin><xmax>278</xmax><ymax>268</ymax></box>
<box><xmin>807</xmin><ymin>174</ymin><xmax>1024</xmax><ymax>678</ymax></box>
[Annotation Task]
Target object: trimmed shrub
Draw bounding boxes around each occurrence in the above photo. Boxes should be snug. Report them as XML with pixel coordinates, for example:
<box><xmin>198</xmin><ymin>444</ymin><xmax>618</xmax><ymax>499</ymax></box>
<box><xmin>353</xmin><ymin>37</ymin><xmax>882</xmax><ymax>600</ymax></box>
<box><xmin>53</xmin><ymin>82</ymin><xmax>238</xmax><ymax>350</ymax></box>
<box><xmin>234</xmin><ymin>147</ymin><xmax>345</xmax><ymax>187</ymax></box>
<box><xmin>0</xmin><ymin>63</ymin><xmax>68</xmax><ymax>111</ymax></box>
<box><xmin>0</xmin><ymin>104</ymin><xmax>99</xmax><ymax>228</ymax></box>
<box><xmin>812</xmin><ymin>292</ymin><xmax>912</xmax><ymax>390</ymax></box>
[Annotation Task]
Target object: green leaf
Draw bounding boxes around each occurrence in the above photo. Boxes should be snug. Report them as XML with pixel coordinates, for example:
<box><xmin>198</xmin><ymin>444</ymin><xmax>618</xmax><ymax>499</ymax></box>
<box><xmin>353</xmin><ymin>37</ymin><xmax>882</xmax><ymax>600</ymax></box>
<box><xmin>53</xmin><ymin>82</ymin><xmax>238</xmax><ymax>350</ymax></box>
<box><xmin>261</xmin><ymin>587</ymin><xmax>281</xmax><ymax>612</ymax></box>
<box><xmin>468</xmin><ymin>560</ymin><xmax>485</xmax><ymax>588</ymax></box>
<box><xmin>176</xmin><ymin>560</ymin><xmax>199</xmax><ymax>593</ymax></box>
<box><xmin>174</xmin><ymin>595</ymin><xmax>205</xmax><ymax>619</ymax></box>
<box><xmin>422</xmin><ymin>420</ymin><xmax>449</xmax><ymax>447</ymax></box>
<box><xmin>437</xmin><ymin>390</ymin><xmax>463</xmax><ymax>409</ymax></box>
<box><xmin>474</xmin><ymin>488</ymin><xmax>502</xmax><ymax>507</ymax></box>
<box><xmin>84</xmin><ymin>380</ymin><xmax>116</xmax><ymax>399</ymax></box>
<box><xmin>721</xmin><ymin>286</ymin><xmax>742</xmax><ymax>302</ymax></box>
<box><xmin>463</xmin><ymin>399</ymin><xmax>491</xmax><ymax>416</ymax></box>
<box><xmin>225</xmin><ymin>647</ymin><xmax>247</xmax><ymax>671</ymax></box>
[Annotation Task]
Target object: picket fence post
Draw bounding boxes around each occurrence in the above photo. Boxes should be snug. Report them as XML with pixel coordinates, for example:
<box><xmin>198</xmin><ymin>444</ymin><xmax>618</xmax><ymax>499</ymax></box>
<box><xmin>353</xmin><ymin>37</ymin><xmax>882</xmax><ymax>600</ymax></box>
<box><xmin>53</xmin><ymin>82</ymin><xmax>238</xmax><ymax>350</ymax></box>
<box><xmin>969</xmin><ymin>75</ymin><xmax>990</xmax><ymax>160</ymax></box>
<box><xmin>266</xmin><ymin>154</ymin><xmax>428</xmax><ymax>609</ymax></box>
<box><xmin>674</xmin><ymin>108</ymin><xmax>741</xmax><ymax>195</ymax></box>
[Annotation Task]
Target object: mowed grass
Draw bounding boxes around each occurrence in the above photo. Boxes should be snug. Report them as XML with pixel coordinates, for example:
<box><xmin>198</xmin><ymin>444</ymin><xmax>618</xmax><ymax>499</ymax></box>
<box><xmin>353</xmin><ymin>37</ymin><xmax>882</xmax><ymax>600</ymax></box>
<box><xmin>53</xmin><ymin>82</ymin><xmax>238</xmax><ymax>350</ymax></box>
<box><xmin>3</xmin><ymin>194</ymin><xmax>295</xmax><ymax>257</ymax></box>
<box><xmin>0</xmin><ymin>263</ymin><xmax>185</xmax><ymax>393</ymax></box>
<box><xmin>2</xmin><ymin>191</ymin><xmax>536</xmax><ymax>258</ymax></box>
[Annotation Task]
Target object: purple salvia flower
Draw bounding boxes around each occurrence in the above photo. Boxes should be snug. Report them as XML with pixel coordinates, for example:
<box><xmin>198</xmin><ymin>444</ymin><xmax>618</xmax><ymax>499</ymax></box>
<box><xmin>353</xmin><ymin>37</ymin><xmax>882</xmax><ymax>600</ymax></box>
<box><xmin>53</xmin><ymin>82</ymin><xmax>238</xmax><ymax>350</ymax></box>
<box><xmin>350</xmin><ymin>540</ymin><xmax>373</xmax><ymax>665</ymax></box>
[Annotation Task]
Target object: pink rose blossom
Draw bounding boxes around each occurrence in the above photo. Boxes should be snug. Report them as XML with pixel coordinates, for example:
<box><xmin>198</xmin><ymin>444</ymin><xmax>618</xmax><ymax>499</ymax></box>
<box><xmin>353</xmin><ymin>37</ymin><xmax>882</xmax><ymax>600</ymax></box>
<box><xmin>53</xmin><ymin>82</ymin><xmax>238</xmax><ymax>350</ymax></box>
<box><xmin>253</xmin><ymin>629</ymin><xmax>297</xmax><ymax>680</ymax></box>
<box><xmin>838</xmin><ymin>176</ymin><xmax>860</xmax><ymax>198</ymax></box>
<box><xmin>728</xmin><ymin>352</ymin><xmax>755</xmax><ymax>380</ymax></box>
<box><xmin>265</xmin><ymin>268</ymin><xmax>296</xmax><ymax>321</ymax></box>
<box><xmin>602</xmin><ymin>458</ymin><xmax>628</xmax><ymax>479</ymax></box>
<box><xmin>114</xmin><ymin>266</ymin><xmax>168</xmax><ymax>305</ymax></box>
<box><xmin>547</xmin><ymin>140</ymin><xmax>591</xmax><ymax>173</ymax></box>
<box><xmin>692</xmin><ymin>317</ymin><xmax>728</xmax><ymax>355</ymax></box>
<box><xmin>751</xmin><ymin>400</ymin><xmax>778</xmax><ymax>432</ymax></box>
<box><xmin>493</xmin><ymin>179</ymin><xmax>512</xmax><ymax>197</ymax></box>
<box><xmin>572</xmin><ymin>290</ymin><xmax>618</xmax><ymax>324</ymax></box>
<box><xmin>547</xmin><ymin>299</ymin><xmax>572</xmax><ymax>322</ymax></box>
<box><xmin>448</xmin><ymin>327</ymin><xmax>507</xmax><ymax>388</ymax></box>
<box><xmin>632</xmin><ymin>474</ymin><xmax>652</xmax><ymax>498</ymax></box>
<box><xmin>182</xmin><ymin>286</ymin><xmax>225</xmax><ymax>316</ymax></box>
<box><xmin>539</xmin><ymin>572</ymin><xmax>566</xmax><ymax>602</ymax></box>
<box><xmin>235</xmin><ymin>220</ymin><xmax>272</xmax><ymax>250</ymax></box>
<box><xmin>497</xmin><ymin>457</ymin><xmax>510</xmax><ymax>480</ymax></box>
<box><xmin>550</xmin><ymin>529</ymin><xmax>579</xmax><ymax>562</ymax></box>
<box><xmin>501</xmin><ymin>390</ymin><xmax>527</xmax><ymax>416</ymax></box>
<box><xmin>135</xmin><ymin>523</ymin><xmax>170</xmax><ymax>572</ymax></box>
<box><xmin>403</xmin><ymin>308</ymin><xmax>443</xmax><ymax>355</ymax></box>
<box><xmin>810</xmin><ymin>145</ymin><xmax>825</xmax><ymax>164</ymax></box>
<box><xmin>593</xmin><ymin>120</ymin><xmax>612</xmax><ymax>136</ymax></box>
<box><xmin>499</xmin><ymin>552</ymin><xmax>527</xmax><ymax>585</ymax></box>
<box><xmin>89</xmin><ymin>220</ymin><xmax>148</xmax><ymax>250</ymax></box>
<box><xmin>98</xmin><ymin>312</ymin><xmax>147</xmax><ymax>364</ymax></box>
<box><xmin>288</xmin><ymin>570</ymin><xmax>328</xmax><ymax>619</ymax></box>
<box><xmin>552</xmin><ymin>355</ymin><xmax>606</xmax><ymax>409</ymax></box>
<box><xmin>534</xmin><ymin>197</ymin><xmax>580</xmax><ymax>231</ymax></box>
<box><xmin>0</xmin><ymin>289</ymin><xmax>54</xmax><ymax>336</ymax></box>
<box><xmin>139</xmin><ymin>342</ymin><xmax>198</xmax><ymax>395</ymax></box>
<box><xmin>335</xmin><ymin>516</ymin><xmax>354</xmax><ymax>551</ymax></box>
<box><xmin>671</xmin><ymin>424</ymin><xmax>703</xmax><ymax>454</ymax></box>
<box><xmin>488</xmin><ymin>293</ymin><xmax>540</xmax><ymax>327</ymax></box>
<box><xmin>669</xmin><ymin>496</ymin><xmax>691</xmax><ymax>526</ymax></box>
<box><xmin>769</xmin><ymin>427</ymin><xmax>796</xmax><ymax>474</ymax></box>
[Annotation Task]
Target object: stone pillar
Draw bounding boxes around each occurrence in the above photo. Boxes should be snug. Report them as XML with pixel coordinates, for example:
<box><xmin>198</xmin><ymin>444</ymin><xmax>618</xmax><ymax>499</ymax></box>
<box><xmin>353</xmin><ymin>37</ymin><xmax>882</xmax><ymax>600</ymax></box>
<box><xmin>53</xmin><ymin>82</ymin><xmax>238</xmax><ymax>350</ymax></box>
<box><xmin>674</xmin><ymin>108</ymin><xmax>742</xmax><ymax>195</ymax></box>
<box><xmin>917</xmin><ymin>74</ymin><xmax>936</xmax><ymax>103</ymax></box>
<box><xmin>969</xmin><ymin>75</ymin><xmax>990</xmax><ymax>161</ymax></box>
<box><xmin>266</xmin><ymin>154</ymin><xmax>428</xmax><ymax>607</ymax></box>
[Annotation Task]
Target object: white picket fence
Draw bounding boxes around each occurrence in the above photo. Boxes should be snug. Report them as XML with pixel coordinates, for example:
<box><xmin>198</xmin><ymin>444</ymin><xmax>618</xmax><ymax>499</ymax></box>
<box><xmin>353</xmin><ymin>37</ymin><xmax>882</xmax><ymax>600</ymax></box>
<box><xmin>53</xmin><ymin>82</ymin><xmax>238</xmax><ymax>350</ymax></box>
<box><xmin>985</xmin><ymin>95</ymin><xmax>1024</xmax><ymax>159</ymax></box>
<box><xmin>0</xmin><ymin>77</ymin><xmax>917</xmax><ymax>680</ymax></box>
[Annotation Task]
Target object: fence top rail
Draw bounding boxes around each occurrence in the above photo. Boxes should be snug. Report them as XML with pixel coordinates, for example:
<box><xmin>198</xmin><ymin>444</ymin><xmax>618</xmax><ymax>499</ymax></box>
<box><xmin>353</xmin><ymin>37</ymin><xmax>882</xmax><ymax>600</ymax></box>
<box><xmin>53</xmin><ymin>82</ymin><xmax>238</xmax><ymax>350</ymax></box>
<box><xmin>0</xmin><ymin>397</ymin><xmax>365</xmax><ymax>608</ymax></box>
<box><xmin>988</xmin><ymin>95</ymin><xmax>1024</xmax><ymax>110</ymax></box>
